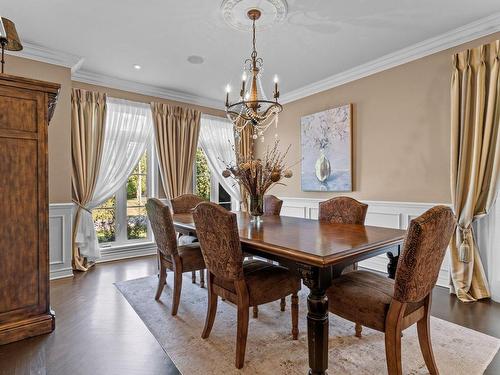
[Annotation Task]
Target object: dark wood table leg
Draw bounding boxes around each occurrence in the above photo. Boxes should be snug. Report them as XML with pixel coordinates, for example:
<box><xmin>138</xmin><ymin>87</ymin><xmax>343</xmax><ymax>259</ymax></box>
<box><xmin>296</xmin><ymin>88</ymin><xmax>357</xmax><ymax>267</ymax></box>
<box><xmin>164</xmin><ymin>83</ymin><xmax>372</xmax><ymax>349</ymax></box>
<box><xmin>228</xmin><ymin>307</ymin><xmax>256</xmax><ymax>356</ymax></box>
<box><xmin>298</xmin><ymin>265</ymin><xmax>332</xmax><ymax>375</ymax></box>
<box><xmin>386</xmin><ymin>244</ymin><xmax>401</xmax><ymax>279</ymax></box>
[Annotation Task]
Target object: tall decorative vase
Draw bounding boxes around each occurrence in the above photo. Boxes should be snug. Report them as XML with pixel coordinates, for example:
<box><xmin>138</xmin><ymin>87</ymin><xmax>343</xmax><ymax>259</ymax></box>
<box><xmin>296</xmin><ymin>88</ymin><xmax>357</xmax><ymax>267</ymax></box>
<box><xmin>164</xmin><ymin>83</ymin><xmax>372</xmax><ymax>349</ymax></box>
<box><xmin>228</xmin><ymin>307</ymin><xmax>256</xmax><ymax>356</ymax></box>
<box><xmin>248</xmin><ymin>194</ymin><xmax>264</xmax><ymax>223</ymax></box>
<box><xmin>315</xmin><ymin>148</ymin><xmax>331</xmax><ymax>182</ymax></box>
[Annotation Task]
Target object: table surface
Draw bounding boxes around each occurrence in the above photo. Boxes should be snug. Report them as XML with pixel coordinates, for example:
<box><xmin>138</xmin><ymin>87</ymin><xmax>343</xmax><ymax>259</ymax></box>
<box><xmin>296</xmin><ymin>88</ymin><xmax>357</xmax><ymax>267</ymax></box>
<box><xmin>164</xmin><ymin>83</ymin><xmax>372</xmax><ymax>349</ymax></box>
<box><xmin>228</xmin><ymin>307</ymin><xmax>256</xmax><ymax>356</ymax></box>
<box><xmin>173</xmin><ymin>212</ymin><xmax>406</xmax><ymax>267</ymax></box>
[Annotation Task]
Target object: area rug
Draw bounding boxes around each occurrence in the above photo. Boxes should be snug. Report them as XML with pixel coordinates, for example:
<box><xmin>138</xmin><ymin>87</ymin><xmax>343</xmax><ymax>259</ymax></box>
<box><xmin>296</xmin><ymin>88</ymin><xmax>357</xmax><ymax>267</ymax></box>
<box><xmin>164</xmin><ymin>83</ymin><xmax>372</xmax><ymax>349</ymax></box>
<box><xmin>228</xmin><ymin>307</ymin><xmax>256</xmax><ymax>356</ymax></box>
<box><xmin>116</xmin><ymin>275</ymin><xmax>500</xmax><ymax>374</ymax></box>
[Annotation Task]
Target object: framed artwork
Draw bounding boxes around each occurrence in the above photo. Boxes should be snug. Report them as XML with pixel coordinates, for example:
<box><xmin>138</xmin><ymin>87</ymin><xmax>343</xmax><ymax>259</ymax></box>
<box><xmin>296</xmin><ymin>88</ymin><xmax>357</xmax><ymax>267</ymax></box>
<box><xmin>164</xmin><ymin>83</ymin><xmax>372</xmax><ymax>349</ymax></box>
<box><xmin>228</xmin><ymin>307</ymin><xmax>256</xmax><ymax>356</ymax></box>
<box><xmin>300</xmin><ymin>104</ymin><xmax>352</xmax><ymax>192</ymax></box>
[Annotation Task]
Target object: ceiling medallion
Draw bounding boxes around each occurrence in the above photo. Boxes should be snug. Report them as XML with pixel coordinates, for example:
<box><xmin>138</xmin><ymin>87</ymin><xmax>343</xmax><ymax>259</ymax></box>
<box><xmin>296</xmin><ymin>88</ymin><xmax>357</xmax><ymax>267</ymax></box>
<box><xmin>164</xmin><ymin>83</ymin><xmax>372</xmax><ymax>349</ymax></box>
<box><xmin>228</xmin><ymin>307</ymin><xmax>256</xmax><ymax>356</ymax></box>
<box><xmin>225</xmin><ymin>8</ymin><xmax>282</xmax><ymax>141</ymax></box>
<box><xmin>221</xmin><ymin>0</ymin><xmax>288</xmax><ymax>31</ymax></box>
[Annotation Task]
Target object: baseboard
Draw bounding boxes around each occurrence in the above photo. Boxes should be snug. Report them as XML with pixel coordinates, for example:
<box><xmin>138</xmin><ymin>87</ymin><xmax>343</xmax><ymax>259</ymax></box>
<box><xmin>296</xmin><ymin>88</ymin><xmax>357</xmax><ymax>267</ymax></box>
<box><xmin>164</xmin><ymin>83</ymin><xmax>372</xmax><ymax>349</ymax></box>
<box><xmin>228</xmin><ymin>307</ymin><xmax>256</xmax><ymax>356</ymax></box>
<box><xmin>279</xmin><ymin>197</ymin><xmax>452</xmax><ymax>289</ymax></box>
<box><xmin>49</xmin><ymin>267</ymin><xmax>74</xmax><ymax>280</ymax></box>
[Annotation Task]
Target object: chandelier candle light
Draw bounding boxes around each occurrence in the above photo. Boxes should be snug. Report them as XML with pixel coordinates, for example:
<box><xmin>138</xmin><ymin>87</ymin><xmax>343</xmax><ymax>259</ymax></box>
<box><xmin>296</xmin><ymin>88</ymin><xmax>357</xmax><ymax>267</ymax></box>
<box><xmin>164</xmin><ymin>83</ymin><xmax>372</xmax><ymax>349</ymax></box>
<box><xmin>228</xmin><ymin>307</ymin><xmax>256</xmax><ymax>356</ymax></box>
<box><xmin>225</xmin><ymin>8</ymin><xmax>283</xmax><ymax>142</ymax></box>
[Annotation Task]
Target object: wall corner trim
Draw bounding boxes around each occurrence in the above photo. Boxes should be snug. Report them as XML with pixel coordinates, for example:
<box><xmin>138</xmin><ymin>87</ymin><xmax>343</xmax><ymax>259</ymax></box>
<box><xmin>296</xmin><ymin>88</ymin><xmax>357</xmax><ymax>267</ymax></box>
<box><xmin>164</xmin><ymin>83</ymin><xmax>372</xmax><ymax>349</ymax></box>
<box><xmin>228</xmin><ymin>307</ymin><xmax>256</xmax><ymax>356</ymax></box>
<box><xmin>8</xmin><ymin>13</ymin><xmax>500</xmax><ymax>109</ymax></box>
<box><xmin>280</xmin><ymin>12</ymin><xmax>500</xmax><ymax>104</ymax></box>
<box><xmin>72</xmin><ymin>70</ymin><xmax>223</xmax><ymax>110</ymax></box>
<box><xmin>8</xmin><ymin>41</ymin><xmax>84</xmax><ymax>70</ymax></box>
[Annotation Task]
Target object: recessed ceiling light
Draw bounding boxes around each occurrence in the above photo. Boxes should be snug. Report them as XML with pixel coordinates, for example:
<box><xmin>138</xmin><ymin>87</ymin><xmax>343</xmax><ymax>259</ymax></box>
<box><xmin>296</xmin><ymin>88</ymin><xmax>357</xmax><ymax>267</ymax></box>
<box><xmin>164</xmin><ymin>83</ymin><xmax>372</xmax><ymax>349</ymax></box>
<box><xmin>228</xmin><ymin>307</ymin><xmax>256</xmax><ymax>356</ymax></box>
<box><xmin>133</xmin><ymin>64</ymin><xmax>142</xmax><ymax>70</ymax></box>
<box><xmin>187</xmin><ymin>55</ymin><xmax>204</xmax><ymax>64</ymax></box>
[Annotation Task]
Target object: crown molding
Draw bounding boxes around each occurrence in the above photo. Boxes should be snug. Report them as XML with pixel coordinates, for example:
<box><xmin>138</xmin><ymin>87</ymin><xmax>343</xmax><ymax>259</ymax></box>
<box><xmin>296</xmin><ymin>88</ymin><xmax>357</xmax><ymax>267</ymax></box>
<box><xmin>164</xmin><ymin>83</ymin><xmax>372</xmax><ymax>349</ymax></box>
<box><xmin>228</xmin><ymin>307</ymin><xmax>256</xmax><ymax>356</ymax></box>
<box><xmin>72</xmin><ymin>69</ymin><xmax>224</xmax><ymax>110</ymax></box>
<box><xmin>7</xmin><ymin>41</ymin><xmax>84</xmax><ymax>71</ymax></box>
<box><xmin>281</xmin><ymin>12</ymin><xmax>500</xmax><ymax>104</ymax></box>
<box><xmin>7</xmin><ymin>12</ymin><xmax>500</xmax><ymax>109</ymax></box>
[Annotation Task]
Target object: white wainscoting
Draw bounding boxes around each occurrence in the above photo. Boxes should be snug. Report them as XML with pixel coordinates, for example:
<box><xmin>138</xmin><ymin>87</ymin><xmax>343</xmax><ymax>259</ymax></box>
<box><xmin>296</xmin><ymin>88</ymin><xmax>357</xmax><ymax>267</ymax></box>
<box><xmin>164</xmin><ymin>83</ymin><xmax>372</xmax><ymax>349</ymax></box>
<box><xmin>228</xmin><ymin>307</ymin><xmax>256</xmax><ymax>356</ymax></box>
<box><xmin>280</xmin><ymin>197</ymin><xmax>451</xmax><ymax>288</ymax></box>
<box><xmin>49</xmin><ymin>203</ymin><xmax>74</xmax><ymax>280</ymax></box>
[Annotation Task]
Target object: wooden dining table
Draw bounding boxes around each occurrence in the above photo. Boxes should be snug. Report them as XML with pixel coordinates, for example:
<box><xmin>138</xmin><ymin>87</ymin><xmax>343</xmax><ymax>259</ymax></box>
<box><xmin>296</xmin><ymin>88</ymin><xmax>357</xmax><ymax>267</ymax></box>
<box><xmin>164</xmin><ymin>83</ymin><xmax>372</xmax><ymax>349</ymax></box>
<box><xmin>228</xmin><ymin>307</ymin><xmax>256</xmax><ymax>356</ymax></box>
<box><xmin>173</xmin><ymin>212</ymin><xmax>406</xmax><ymax>375</ymax></box>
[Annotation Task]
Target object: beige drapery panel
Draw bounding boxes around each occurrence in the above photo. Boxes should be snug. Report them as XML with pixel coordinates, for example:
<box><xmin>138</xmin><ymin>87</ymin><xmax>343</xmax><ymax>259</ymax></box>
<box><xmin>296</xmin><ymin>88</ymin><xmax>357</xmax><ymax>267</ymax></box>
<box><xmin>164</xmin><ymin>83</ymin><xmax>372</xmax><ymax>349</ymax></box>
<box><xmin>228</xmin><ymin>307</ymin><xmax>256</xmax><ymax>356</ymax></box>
<box><xmin>235</xmin><ymin>124</ymin><xmax>254</xmax><ymax>211</ymax></box>
<box><xmin>151</xmin><ymin>103</ymin><xmax>201</xmax><ymax>199</ymax></box>
<box><xmin>71</xmin><ymin>89</ymin><xmax>107</xmax><ymax>271</ymax></box>
<box><xmin>450</xmin><ymin>40</ymin><xmax>500</xmax><ymax>302</ymax></box>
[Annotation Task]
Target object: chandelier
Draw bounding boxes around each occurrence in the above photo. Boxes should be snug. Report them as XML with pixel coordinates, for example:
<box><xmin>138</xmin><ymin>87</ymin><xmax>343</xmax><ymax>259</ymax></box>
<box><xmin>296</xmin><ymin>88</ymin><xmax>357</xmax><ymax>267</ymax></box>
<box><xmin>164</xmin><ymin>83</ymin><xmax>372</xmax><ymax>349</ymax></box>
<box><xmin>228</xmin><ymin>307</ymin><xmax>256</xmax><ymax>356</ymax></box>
<box><xmin>225</xmin><ymin>9</ymin><xmax>282</xmax><ymax>141</ymax></box>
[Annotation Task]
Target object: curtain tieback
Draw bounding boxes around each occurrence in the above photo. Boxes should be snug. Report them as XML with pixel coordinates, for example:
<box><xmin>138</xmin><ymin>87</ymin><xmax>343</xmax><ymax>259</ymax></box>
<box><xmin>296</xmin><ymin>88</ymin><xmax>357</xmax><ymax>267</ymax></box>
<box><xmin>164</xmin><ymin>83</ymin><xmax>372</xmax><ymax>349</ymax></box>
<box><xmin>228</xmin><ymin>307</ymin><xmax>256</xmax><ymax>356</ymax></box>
<box><xmin>458</xmin><ymin>225</ymin><xmax>472</xmax><ymax>263</ymax></box>
<box><xmin>72</xmin><ymin>199</ymin><xmax>92</xmax><ymax>214</ymax></box>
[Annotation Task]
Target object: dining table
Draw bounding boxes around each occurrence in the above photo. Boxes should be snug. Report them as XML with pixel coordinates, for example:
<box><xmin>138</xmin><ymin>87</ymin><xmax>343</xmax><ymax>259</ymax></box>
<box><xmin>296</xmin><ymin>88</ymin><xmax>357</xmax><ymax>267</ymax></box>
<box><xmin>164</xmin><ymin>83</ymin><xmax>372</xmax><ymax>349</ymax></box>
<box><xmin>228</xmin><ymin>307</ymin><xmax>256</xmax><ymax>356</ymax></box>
<box><xmin>173</xmin><ymin>212</ymin><xmax>406</xmax><ymax>375</ymax></box>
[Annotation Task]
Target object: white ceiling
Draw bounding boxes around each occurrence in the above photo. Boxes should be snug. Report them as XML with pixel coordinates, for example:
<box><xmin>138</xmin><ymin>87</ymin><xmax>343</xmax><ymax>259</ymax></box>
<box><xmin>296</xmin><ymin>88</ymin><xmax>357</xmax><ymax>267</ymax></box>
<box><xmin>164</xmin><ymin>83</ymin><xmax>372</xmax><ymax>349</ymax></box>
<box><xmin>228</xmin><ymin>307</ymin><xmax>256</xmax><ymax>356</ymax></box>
<box><xmin>3</xmin><ymin>0</ymin><xmax>500</xmax><ymax>107</ymax></box>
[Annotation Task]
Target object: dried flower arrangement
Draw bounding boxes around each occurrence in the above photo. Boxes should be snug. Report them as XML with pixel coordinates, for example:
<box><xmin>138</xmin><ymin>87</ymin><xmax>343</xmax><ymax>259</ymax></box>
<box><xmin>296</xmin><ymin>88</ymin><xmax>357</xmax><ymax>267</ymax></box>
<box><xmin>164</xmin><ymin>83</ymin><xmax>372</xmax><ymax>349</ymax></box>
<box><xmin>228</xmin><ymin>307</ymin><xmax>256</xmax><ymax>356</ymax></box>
<box><xmin>222</xmin><ymin>140</ymin><xmax>294</xmax><ymax>218</ymax></box>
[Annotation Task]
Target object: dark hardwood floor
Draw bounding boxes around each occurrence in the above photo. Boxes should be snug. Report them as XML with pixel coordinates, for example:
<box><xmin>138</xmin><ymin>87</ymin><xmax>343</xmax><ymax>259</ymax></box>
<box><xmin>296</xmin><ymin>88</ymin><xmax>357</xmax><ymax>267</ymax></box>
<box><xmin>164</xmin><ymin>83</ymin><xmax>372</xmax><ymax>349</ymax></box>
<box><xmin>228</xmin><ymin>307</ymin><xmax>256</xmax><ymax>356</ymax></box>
<box><xmin>0</xmin><ymin>255</ymin><xmax>498</xmax><ymax>374</ymax></box>
<box><xmin>0</xmin><ymin>256</ymin><xmax>179</xmax><ymax>375</ymax></box>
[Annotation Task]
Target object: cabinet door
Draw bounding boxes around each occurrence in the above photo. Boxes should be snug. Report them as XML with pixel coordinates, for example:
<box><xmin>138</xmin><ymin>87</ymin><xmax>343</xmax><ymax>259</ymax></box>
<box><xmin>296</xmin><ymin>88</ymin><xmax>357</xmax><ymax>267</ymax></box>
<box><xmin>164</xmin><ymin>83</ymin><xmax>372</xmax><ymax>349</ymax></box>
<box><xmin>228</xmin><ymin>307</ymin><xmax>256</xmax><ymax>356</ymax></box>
<box><xmin>0</xmin><ymin>85</ymin><xmax>48</xmax><ymax>323</ymax></box>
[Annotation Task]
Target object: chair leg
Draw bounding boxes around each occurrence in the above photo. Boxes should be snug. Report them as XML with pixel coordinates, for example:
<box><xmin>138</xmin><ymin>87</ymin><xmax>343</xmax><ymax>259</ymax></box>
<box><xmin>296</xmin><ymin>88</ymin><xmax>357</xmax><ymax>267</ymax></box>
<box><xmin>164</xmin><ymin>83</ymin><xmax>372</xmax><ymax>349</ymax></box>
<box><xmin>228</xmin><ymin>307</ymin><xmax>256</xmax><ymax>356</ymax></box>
<box><xmin>384</xmin><ymin>300</ymin><xmax>406</xmax><ymax>375</ymax></box>
<box><xmin>234</xmin><ymin>279</ymin><xmax>250</xmax><ymax>369</ymax></box>
<box><xmin>155</xmin><ymin>262</ymin><xmax>167</xmax><ymax>300</ymax></box>
<box><xmin>253</xmin><ymin>305</ymin><xmax>259</xmax><ymax>318</ymax></box>
<box><xmin>202</xmin><ymin>273</ymin><xmax>218</xmax><ymax>339</ymax></box>
<box><xmin>191</xmin><ymin>271</ymin><xmax>196</xmax><ymax>284</ymax></box>
<box><xmin>199</xmin><ymin>269</ymin><xmax>205</xmax><ymax>288</ymax></box>
<box><xmin>236</xmin><ymin>304</ymin><xmax>250</xmax><ymax>369</ymax></box>
<box><xmin>280</xmin><ymin>297</ymin><xmax>286</xmax><ymax>311</ymax></box>
<box><xmin>355</xmin><ymin>323</ymin><xmax>363</xmax><ymax>338</ymax></box>
<box><xmin>291</xmin><ymin>292</ymin><xmax>299</xmax><ymax>340</ymax></box>
<box><xmin>417</xmin><ymin>296</ymin><xmax>439</xmax><ymax>374</ymax></box>
<box><xmin>172</xmin><ymin>263</ymin><xmax>183</xmax><ymax>316</ymax></box>
<box><xmin>385</xmin><ymin>327</ymin><xmax>403</xmax><ymax>375</ymax></box>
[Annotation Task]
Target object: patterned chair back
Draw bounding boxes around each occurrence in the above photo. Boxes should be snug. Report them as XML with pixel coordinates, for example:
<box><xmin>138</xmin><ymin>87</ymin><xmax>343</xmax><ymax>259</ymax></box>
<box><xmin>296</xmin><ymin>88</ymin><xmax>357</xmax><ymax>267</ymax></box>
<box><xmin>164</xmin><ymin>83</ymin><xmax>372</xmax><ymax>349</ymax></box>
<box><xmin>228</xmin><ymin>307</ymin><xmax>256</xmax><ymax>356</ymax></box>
<box><xmin>394</xmin><ymin>206</ymin><xmax>456</xmax><ymax>303</ymax></box>
<box><xmin>264</xmin><ymin>195</ymin><xmax>283</xmax><ymax>216</ymax></box>
<box><xmin>193</xmin><ymin>202</ymin><xmax>244</xmax><ymax>281</ymax></box>
<box><xmin>145</xmin><ymin>198</ymin><xmax>178</xmax><ymax>257</ymax></box>
<box><xmin>171</xmin><ymin>194</ymin><xmax>204</xmax><ymax>214</ymax></box>
<box><xmin>318</xmin><ymin>196</ymin><xmax>368</xmax><ymax>224</ymax></box>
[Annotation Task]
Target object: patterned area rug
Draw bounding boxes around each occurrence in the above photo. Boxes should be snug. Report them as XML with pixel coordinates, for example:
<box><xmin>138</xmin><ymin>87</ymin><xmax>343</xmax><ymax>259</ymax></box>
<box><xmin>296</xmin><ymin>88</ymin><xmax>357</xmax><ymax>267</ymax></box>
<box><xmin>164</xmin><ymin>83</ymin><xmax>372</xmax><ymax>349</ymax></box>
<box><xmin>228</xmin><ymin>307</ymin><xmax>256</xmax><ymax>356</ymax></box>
<box><xmin>116</xmin><ymin>275</ymin><xmax>500</xmax><ymax>374</ymax></box>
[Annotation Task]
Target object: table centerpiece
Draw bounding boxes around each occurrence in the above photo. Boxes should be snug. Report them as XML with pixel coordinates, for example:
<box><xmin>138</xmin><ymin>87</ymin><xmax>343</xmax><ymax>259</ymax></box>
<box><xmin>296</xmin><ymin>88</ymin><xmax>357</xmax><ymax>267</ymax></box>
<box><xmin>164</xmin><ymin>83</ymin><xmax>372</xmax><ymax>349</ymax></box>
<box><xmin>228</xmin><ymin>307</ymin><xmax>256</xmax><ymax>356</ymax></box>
<box><xmin>222</xmin><ymin>141</ymin><xmax>293</xmax><ymax>222</ymax></box>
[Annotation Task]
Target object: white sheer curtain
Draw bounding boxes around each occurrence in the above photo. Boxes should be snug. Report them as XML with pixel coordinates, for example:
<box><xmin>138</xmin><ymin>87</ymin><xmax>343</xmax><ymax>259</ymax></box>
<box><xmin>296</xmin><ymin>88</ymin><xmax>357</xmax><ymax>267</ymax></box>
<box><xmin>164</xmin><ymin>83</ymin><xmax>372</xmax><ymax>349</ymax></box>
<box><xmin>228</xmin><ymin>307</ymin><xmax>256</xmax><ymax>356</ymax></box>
<box><xmin>198</xmin><ymin>114</ymin><xmax>240</xmax><ymax>204</ymax></box>
<box><xmin>75</xmin><ymin>97</ymin><xmax>153</xmax><ymax>260</ymax></box>
<box><xmin>476</xmin><ymin>192</ymin><xmax>500</xmax><ymax>302</ymax></box>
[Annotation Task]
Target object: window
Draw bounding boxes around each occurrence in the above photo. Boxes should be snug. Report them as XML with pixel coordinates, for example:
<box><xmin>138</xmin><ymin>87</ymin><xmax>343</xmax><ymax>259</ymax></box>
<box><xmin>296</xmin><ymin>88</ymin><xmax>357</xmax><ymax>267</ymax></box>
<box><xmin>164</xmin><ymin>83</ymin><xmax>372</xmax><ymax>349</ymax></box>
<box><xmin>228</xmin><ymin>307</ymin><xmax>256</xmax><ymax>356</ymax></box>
<box><xmin>194</xmin><ymin>148</ymin><xmax>233</xmax><ymax>210</ymax></box>
<box><xmin>126</xmin><ymin>153</ymin><xmax>149</xmax><ymax>240</ymax></box>
<box><xmin>93</xmin><ymin>145</ymin><xmax>156</xmax><ymax>247</ymax></box>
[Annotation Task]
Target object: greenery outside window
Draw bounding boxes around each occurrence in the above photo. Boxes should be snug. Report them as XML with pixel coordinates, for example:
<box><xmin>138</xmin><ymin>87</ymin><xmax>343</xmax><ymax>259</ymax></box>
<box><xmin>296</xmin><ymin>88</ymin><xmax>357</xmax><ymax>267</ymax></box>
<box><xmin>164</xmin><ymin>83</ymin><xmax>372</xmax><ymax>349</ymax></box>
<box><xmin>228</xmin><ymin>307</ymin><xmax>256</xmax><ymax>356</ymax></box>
<box><xmin>92</xmin><ymin>145</ymin><xmax>157</xmax><ymax>246</ymax></box>
<box><xmin>194</xmin><ymin>148</ymin><xmax>233</xmax><ymax>210</ymax></box>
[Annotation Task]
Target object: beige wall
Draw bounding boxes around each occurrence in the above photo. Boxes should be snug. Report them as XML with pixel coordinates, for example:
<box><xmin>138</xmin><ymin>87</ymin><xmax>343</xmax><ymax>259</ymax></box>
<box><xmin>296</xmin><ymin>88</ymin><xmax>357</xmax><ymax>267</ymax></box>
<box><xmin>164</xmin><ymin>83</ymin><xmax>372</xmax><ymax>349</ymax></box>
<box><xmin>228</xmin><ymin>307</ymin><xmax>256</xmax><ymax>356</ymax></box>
<box><xmin>6</xmin><ymin>55</ymin><xmax>72</xmax><ymax>203</ymax></box>
<box><xmin>258</xmin><ymin>32</ymin><xmax>500</xmax><ymax>204</ymax></box>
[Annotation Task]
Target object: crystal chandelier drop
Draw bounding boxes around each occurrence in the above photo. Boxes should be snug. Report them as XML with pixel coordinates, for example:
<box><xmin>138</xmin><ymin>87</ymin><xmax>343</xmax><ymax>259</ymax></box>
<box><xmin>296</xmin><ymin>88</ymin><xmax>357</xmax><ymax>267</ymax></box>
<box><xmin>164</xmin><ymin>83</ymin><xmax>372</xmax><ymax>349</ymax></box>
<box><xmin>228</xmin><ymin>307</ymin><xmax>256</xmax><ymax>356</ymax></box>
<box><xmin>225</xmin><ymin>9</ymin><xmax>283</xmax><ymax>142</ymax></box>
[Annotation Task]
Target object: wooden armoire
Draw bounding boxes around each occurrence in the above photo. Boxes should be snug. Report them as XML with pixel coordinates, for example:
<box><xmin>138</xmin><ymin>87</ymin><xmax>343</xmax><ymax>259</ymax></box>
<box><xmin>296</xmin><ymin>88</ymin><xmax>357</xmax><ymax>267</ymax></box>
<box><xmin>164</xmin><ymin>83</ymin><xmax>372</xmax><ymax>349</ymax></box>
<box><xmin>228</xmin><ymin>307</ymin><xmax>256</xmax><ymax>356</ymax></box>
<box><xmin>0</xmin><ymin>74</ymin><xmax>59</xmax><ymax>345</ymax></box>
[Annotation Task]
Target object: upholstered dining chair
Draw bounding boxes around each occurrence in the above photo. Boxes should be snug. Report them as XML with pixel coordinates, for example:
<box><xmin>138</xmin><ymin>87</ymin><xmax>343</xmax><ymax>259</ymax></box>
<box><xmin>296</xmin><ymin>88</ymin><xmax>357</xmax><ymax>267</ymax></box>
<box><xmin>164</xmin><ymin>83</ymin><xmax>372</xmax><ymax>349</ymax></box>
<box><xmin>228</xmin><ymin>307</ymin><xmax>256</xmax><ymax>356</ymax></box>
<box><xmin>264</xmin><ymin>194</ymin><xmax>283</xmax><ymax>216</ymax></box>
<box><xmin>170</xmin><ymin>193</ymin><xmax>205</xmax><ymax>287</ymax></box>
<box><xmin>319</xmin><ymin>196</ymin><xmax>368</xmax><ymax>336</ymax></box>
<box><xmin>193</xmin><ymin>202</ymin><xmax>301</xmax><ymax>369</ymax></box>
<box><xmin>326</xmin><ymin>206</ymin><xmax>456</xmax><ymax>375</ymax></box>
<box><xmin>318</xmin><ymin>196</ymin><xmax>368</xmax><ymax>224</ymax></box>
<box><xmin>251</xmin><ymin>194</ymin><xmax>286</xmax><ymax>318</ymax></box>
<box><xmin>145</xmin><ymin>198</ymin><xmax>206</xmax><ymax>316</ymax></box>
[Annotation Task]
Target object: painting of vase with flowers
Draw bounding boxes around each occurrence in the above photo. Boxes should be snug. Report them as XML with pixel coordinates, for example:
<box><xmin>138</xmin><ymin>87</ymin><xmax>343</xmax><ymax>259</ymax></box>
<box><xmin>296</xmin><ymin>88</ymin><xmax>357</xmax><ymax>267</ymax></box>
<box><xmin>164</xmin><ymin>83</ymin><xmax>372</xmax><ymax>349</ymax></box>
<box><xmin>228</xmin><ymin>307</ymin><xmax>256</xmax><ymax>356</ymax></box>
<box><xmin>300</xmin><ymin>104</ymin><xmax>352</xmax><ymax>192</ymax></box>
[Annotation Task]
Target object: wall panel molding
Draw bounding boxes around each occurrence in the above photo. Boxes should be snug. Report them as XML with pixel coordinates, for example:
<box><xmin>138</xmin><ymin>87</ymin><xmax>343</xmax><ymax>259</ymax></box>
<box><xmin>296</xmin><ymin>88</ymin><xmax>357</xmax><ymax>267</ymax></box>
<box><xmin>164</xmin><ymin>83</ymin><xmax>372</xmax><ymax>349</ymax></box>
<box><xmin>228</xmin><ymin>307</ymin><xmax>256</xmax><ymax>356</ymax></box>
<box><xmin>49</xmin><ymin>203</ymin><xmax>74</xmax><ymax>280</ymax></box>
<box><xmin>280</xmin><ymin>197</ymin><xmax>451</xmax><ymax>288</ymax></box>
